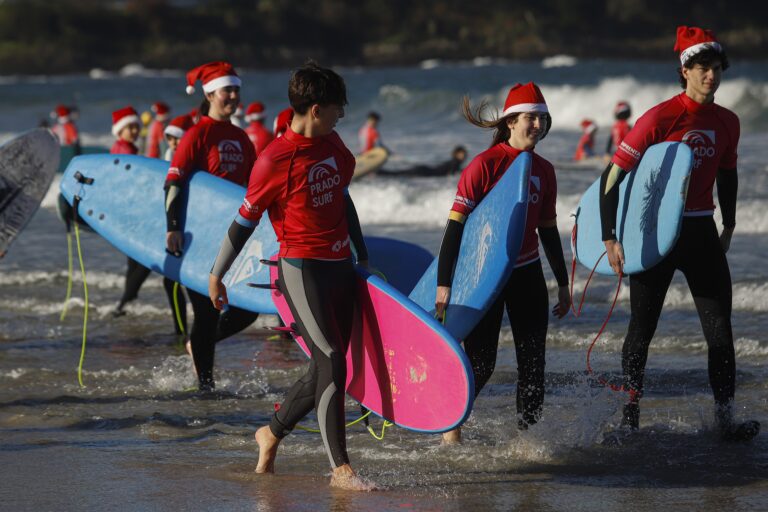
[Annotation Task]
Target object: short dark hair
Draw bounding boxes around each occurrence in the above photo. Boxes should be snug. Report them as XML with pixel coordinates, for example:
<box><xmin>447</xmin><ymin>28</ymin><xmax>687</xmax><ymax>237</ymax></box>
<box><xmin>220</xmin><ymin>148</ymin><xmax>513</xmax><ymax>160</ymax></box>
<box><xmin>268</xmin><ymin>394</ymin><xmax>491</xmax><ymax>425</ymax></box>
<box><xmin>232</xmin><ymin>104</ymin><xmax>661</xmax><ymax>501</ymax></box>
<box><xmin>677</xmin><ymin>48</ymin><xmax>730</xmax><ymax>89</ymax></box>
<box><xmin>288</xmin><ymin>61</ymin><xmax>348</xmax><ymax>115</ymax></box>
<box><xmin>367</xmin><ymin>111</ymin><xmax>381</xmax><ymax>121</ymax></box>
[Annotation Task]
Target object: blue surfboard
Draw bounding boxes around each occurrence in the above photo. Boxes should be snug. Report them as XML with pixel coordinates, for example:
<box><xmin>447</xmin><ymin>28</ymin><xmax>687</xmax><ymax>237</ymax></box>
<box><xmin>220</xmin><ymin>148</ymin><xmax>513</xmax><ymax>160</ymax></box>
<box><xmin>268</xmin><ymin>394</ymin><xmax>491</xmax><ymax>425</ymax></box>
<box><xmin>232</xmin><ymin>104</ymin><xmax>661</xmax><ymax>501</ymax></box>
<box><xmin>573</xmin><ymin>142</ymin><xmax>693</xmax><ymax>276</ymax></box>
<box><xmin>408</xmin><ymin>152</ymin><xmax>531</xmax><ymax>340</ymax></box>
<box><xmin>59</xmin><ymin>154</ymin><xmax>434</xmax><ymax>313</ymax></box>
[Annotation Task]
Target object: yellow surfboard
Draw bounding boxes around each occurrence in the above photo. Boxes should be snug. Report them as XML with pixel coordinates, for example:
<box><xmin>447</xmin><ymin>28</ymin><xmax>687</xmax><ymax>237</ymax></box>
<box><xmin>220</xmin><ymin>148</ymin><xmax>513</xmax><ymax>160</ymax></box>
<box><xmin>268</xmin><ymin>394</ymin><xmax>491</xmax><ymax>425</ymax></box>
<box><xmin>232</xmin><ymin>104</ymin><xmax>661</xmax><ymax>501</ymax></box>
<box><xmin>354</xmin><ymin>147</ymin><xmax>389</xmax><ymax>179</ymax></box>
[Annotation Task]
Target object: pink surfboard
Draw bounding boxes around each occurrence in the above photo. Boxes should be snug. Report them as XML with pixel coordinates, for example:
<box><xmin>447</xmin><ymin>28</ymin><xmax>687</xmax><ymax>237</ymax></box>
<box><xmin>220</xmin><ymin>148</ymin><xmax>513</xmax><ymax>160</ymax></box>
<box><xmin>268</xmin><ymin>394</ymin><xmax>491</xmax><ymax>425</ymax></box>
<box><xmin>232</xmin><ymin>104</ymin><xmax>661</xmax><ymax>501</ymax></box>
<box><xmin>268</xmin><ymin>260</ymin><xmax>473</xmax><ymax>433</ymax></box>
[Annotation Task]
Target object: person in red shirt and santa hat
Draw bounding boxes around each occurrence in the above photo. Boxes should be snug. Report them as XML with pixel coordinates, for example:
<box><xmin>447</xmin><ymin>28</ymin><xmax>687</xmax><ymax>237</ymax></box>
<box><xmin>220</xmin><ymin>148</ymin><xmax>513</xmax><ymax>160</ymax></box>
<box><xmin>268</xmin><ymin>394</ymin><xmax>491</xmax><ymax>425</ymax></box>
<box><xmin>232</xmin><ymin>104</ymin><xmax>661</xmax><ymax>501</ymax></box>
<box><xmin>272</xmin><ymin>107</ymin><xmax>293</xmax><ymax>138</ymax></box>
<box><xmin>574</xmin><ymin>118</ymin><xmax>598</xmax><ymax>161</ymax></box>
<box><xmin>51</xmin><ymin>104</ymin><xmax>80</xmax><ymax>147</ymax></box>
<box><xmin>600</xmin><ymin>26</ymin><xmax>759</xmax><ymax>441</ymax></box>
<box><xmin>164</xmin><ymin>61</ymin><xmax>259</xmax><ymax>392</ymax></box>
<box><xmin>244</xmin><ymin>101</ymin><xmax>274</xmax><ymax>156</ymax></box>
<box><xmin>146</xmin><ymin>102</ymin><xmax>171</xmax><ymax>158</ymax></box>
<box><xmin>435</xmin><ymin>82</ymin><xmax>571</xmax><ymax>444</ymax></box>
<box><xmin>604</xmin><ymin>101</ymin><xmax>632</xmax><ymax>157</ymax></box>
<box><xmin>162</xmin><ymin>114</ymin><xmax>195</xmax><ymax>161</ymax></box>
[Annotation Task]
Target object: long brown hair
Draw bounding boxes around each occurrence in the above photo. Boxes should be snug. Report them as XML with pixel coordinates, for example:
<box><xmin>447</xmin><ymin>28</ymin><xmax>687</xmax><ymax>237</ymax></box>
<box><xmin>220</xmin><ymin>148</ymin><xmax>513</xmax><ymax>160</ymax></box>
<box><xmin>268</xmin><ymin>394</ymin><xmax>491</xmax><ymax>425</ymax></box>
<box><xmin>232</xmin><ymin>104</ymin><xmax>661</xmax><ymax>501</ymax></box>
<box><xmin>461</xmin><ymin>95</ymin><xmax>518</xmax><ymax>148</ymax></box>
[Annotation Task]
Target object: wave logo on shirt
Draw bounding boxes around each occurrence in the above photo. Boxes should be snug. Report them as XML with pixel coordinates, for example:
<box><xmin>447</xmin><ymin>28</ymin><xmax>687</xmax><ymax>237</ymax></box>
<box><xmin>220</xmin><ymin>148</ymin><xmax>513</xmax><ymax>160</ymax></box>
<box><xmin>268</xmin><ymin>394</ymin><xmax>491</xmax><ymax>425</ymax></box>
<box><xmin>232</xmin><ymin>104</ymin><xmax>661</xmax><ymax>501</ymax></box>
<box><xmin>682</xmin><ymin>130</ymin><xmax>716</xmax><ymax>169</ymax></box>
<box><xmin>474</xmin><ymin>222</ymin><xmax>494</xmax><ymax>286</ymax></box>
<box><xmin>529</xmin><ymin>175</ymin><xmax>541</xmax><ymax>204</ymax></box>
<box><xmin>309</xmin><ymin>156</ymin><xmax>341</xmax><ymax>208</ymax></box>
<box><xmin>223</xmin><ymin>239</ymin><xmax>264</xmax><ymax>288</ymax></box>
<box><xmin>218</xmin><ymin>139</ymin><xmax>245</xmax><ymax>173</ymax></box>
<box><xmin>308</xmin><ymin>156</ymin><xmax>338</xmax><ymax>183</ymax></box>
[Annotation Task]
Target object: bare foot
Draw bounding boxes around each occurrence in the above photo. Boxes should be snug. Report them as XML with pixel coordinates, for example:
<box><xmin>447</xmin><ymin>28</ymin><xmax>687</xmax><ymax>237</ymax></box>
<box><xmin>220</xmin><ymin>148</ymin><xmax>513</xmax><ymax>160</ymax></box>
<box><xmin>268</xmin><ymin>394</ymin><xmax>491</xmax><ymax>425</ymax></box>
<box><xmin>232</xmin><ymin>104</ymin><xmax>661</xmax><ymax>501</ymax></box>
<box><xmin>330</xmin><ymin>464</ymin><xmax>378</xmax><ymax>491</ymax></box>
<box><xmin>441</xmin><ymin>427</ymin><xmax>461</xmax><ymax>445</ymax></box>
<box><xmin>184</xmin><ymin>338</ymin><xmax>197</xmax><ymax>375</ymax></box>
<box><xmin>255</xmin><ymin>426</ymin><xmax>280</xmax><ymax>473</ymax></box>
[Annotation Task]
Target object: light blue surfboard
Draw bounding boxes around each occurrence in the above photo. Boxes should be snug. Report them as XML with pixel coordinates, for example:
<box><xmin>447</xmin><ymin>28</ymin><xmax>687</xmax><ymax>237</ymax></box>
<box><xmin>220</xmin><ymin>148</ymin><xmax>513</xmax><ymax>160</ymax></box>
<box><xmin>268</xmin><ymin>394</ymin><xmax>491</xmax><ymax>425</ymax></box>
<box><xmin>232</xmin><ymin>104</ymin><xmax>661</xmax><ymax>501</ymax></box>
<box><xmin>59</xmin><ymin>154</ymin><xmax>434</xmax><ymax>314</ymax></box>
<box><xmin>408</xmin><ymin>152</ymin><xmax>531</xmax><ymax>340</ymax></box>
<box><xmin>573</xmin><ymin>142</ymin><xmax>693</xmax><ymax>275</ymax></box>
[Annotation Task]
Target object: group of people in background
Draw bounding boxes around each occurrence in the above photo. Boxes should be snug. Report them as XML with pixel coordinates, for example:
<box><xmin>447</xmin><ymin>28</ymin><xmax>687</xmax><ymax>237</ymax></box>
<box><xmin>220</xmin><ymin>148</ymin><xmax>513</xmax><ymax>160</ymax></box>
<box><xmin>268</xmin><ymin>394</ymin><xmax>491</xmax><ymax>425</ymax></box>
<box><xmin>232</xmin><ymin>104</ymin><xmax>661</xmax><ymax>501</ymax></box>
<box><xmin>573</xmin><ymin>100</ymin><xmax>633</xmax><ymax>162</ymax></box>
<box><xmin>43</xmin><ymin>24</ymin><xmax>759</xmax><ymax>491</ymax></box>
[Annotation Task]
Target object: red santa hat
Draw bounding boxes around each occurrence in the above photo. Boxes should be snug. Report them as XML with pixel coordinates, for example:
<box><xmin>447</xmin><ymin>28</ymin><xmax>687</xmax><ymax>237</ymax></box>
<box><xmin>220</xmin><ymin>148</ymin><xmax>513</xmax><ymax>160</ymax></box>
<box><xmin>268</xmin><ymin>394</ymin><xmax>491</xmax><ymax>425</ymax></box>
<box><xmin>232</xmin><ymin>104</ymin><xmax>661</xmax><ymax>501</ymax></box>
<box><xmin>273</xmin><ymin>107</ymin><xmax>294</xmax><ymax>137</ymax></box>
<box><xmin>614</xmin><ymin>101</ymin><xmax>631</xmax><ymax>116</ymax></box>
<box><xmin>163</xmin><ymin>114</ymin><xmax>195</xmax><ymax>139</ymax></box>
<box><xmin>51</xmin><ymin>104</ymin><xmax>71</xmax><ymax>120</ymax></box>
<box><xmin>674</xmin><ymin>26</ymin><xmax>722</xmax><ymax>66</ymax></box>
<box><xmin>245</xmin><ymin>102</ymin><xmax>266</xmax><ymax>122</ymax></box>
<box><xmin>151</xmin><ymin>102</ymin><xmax>170</xmax><ymax>117</ymax></box>
<box><xmin>185</xmin><ymin>61</ymin><xmax>241</xmax><ymax>95</ymax></box>
<box><xmin>580</xmin><ymin>119</ymin><xmax>597</xmax><ymax>134</ymax></box>
<box><xmin>111</xmin><ymin>106</ymin><xmax>140</xmax><ymax>137</ymax></box>
<box><xmin>502</xmin><ymin>82</ymin><xmax>548</xmax><ymax>117</ymax></box>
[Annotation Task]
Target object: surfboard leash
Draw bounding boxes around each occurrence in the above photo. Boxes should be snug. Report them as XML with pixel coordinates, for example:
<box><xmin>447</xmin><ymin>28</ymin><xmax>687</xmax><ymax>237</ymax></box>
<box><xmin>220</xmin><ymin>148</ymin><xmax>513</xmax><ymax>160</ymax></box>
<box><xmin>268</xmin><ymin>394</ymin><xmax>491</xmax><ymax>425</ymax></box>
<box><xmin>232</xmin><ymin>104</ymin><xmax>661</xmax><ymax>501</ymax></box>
<box><xmin>72</xmin><ymin>195</ymin><xmax>90</xmax><ymax>388</ymax></box>
<box><xmin>569</xmin><ymin>225</ymin><xmax>636</xmax><ymax>401</ymax></box>
<box><xmin>273</xmin><ymin>403</ymin><xmax>393</xmax><ymax>440</ymax></box>
<box><xmin>60</xmin><ymin>229</ymin><xmax>74</xmax><ymax>322</ymax></box>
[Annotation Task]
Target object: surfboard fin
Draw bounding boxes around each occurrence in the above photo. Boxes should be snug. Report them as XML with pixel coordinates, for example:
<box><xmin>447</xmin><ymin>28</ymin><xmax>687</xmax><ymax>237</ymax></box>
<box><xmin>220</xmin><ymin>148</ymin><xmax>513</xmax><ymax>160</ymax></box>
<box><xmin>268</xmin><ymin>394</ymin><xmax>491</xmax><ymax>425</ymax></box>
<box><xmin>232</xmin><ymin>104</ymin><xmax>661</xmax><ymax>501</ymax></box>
<box><xmin>247</xmin><ymin>283</ymin><xmax>276</xmax><ymax>290</ymax></box>
<box><xmin>259</xmin><ymin>259</ymin><xmax>277</xmax><ymax>267</ymax></box>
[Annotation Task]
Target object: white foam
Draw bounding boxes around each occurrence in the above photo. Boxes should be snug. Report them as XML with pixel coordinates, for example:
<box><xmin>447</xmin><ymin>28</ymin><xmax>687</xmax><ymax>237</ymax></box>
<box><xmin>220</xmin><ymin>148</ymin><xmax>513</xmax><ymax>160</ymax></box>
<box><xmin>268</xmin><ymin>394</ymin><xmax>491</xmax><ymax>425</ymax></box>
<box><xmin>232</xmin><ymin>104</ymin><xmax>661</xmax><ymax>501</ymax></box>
<box><xmin>541</xmin><ymin>55</ymin><xmax>578</xmax><ymax>68</ymax></box>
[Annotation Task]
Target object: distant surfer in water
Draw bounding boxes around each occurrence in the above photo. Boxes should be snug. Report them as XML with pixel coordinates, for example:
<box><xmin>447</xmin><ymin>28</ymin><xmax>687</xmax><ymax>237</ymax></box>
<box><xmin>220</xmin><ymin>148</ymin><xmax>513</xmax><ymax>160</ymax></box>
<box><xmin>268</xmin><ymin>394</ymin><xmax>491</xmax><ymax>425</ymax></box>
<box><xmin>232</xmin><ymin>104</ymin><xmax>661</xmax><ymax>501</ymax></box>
<box><xmin>435</xmin><ymin>83</ymin><xmax>571</xmax><ymax>444</ymax></box>
<box><xmin>604</xmin><ymin>101</ymin><xmax>632</xmax><ymax>158</ymax></box>
<box><xmin>110</xmin><ymin>106</ymin><xmax>188</xmax><ymax>339</ymax></box>
<box><xmin>164</xmin><ymin>61</ymin><xmax>258</xmax><ymax>391</ymax></box>
<box><xmin>574</xmin><ymin>119</ymin><xmax>598</xmax><ymax>161</ymax></box>
<box><xmin>377</xmin><ymin>145</ymin><xmax>467</xmax><ymax>177</ymax></box>
<box><xmin>209</xmin><ymin>61</ymin><xmax>376</xmax><ymax>491</ymax></box>
<box><xmin>600</xmin><ymin>26</ymin><xmax>759</xmax><ymax>441</ymax></box>
<box><xmin>359</xmin><ymin>111</ymin><xmax>383</xmax><ymax>153</ymax></box>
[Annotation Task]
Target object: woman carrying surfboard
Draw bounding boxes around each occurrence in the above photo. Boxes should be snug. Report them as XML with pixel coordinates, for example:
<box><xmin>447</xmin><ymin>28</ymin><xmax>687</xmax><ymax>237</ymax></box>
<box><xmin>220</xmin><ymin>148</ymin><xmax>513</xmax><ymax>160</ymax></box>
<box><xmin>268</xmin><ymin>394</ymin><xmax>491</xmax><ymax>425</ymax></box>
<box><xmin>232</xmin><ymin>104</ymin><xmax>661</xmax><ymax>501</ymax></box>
<box><xmin>164</xmin><ymin>61</ymin><xmax>259</xmax><ymax>391</ymax></box>
<box><xmin>208</xmin><ymin>62</ymin><xmax>375</xmax><ymax>491</ymax></box>
<box><xmin>435</xmin><ymin>83</ymin><xmax>571</xmax><ymax>443</ymax></box>
<box><xmin>599</xmin><ymin>26</ymin><xmax>759</xmax><ymax>441</ymax></box>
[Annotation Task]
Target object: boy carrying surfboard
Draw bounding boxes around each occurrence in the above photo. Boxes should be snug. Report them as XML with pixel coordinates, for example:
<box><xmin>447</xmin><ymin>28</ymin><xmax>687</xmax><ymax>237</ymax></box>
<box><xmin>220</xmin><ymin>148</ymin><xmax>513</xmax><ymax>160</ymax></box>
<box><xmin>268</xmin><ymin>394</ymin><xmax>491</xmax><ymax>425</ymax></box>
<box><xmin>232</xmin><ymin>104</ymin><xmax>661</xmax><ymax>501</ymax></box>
<box><xmin>599</xmin><ymin>26</ymin><xmax>759</xmax><ymax>441</ymax></box>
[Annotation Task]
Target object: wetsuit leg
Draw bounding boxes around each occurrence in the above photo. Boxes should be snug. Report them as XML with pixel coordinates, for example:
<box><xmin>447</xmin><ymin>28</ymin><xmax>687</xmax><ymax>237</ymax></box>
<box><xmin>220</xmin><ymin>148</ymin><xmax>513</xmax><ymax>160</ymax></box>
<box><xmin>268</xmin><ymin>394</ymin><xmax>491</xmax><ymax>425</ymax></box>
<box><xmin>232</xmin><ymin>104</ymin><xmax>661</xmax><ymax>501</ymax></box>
<box><xmin>187</xmin><ymin>289</ymin><xmax>219</xmax><ymax>390</ymax></box>
<box><xmin>118</xmin><ymin>257</ymin><xmax>152</xmax><ymax>309</ymax></box>
<box><xmin>504</xmin><ymin>260</ymin><xmax>549</xmax><ymax>427</ymax></box>
<box><xmin>214</xmin><ymin>306</ymin><xmax>259</xmax><ymax>343</ymax></box>
<box><xmin>677</xmin><ymin>217</ymin><xmax>735</xmax><ymax>407</ymax></box>
<box><xmin>621</xmin><ymin>251</ymin><xmax>677</xmax><ymax>401</ymax></box>
<box><xmin>270</xmin><ymin>258</ymin><xmax>356</xmax><ymax>468</ymax></box>
<box><xmin>462</xmin><ymin>295</ymin><xmax>505</xmax><ymax>398</ymax></box>
<box><xmin>162</xmin><ymin>278</ymin><xmax>187</xmax><ymax>335</ymax></box>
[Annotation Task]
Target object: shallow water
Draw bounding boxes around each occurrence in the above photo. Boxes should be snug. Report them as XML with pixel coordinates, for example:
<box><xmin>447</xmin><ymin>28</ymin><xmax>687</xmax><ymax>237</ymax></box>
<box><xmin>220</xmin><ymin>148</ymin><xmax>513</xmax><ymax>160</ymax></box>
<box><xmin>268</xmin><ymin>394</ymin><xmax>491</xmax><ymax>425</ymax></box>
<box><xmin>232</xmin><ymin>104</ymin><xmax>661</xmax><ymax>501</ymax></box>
<box><xmin>2</xmin><ymin>61</ymin><xmax>768</xmax><ymax>510</ymax></box>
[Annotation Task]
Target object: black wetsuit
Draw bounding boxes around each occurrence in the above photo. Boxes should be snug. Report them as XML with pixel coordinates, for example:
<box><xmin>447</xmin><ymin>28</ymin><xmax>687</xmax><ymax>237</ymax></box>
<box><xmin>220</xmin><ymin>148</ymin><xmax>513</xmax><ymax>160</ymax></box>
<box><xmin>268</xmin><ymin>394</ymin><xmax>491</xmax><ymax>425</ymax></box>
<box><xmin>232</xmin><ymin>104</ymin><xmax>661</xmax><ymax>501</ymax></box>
<box><xmin>270</xmin><ymin>258</ymin><xmax>356</xmax><ymax>467</ymax></box>
<box><xmin>117</xmin><ymin>257</ymin><xmax>187</xmax><ymax>336</ymax></box>
<box><xmin>377</xmin><ymin>157</ymin><xmax>464</xmax><ymax>177</ymax></box>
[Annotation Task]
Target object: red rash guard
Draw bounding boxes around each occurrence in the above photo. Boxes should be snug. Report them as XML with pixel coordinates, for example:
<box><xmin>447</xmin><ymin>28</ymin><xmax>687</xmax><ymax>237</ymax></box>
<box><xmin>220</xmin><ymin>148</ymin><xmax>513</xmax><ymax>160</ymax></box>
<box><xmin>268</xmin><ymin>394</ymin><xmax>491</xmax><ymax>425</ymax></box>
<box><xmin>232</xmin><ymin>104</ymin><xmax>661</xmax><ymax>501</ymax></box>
<box><xmin>611</xmin><ymin>119</ymin><xmax>632</xmax><ymax>149</ymax></box>
<box><xmin>612</xmin><ymin>92</ymin><xmax>739</xmax><ymax>215</ymax></box>
<box><xmin>358</xmin><ymin>125</ymin><xmax>380</xmax><ymax>152</ymax></box>
<box><xmin>245</xmin><ymin>121</ymin><xmax>275</xmax><ymax>156</ymax></box>
<box><xmin>238</xmin><ymin>127</ymin><xmax>355</xmax><ymax>259</ymax></box>
<box><xmin>53</xmin><ymin>122</ymin><xmax>79</xmax><ymax>146</ymax></box>
<box><xmin>110</xmin><ymin>139</ymin><xmax>138</xmax><ymax>155</ymax></box>
<box><xmin>146</xmin><ymin>120</ymin><xmax>164</xmax><ymax>158</ymax></box>
<box><xmin>451</xmin><ymin>143</ymin><xmax>557</xmax><ymax>267</ymax></box>
<box><xmin>166</xmin><ymin>116</ymin><xmax>256</xmax><ymax>186</ymax></box>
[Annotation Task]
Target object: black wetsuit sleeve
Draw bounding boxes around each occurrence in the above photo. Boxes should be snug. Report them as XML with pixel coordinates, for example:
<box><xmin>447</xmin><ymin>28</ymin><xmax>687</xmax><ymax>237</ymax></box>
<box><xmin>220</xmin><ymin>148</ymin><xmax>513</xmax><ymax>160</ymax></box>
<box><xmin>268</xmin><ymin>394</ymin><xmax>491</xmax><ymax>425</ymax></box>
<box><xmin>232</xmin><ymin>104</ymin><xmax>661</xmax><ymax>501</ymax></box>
<box><xmin>716</xmin><ymin>168</ymin><xmax>738</xmax><ymax>229</ymax></box>
<box><xmin>164</xmin><ymin>181</ymin><xmax>182</xmax><ymax>232</ymax></box>
<box><xmin>210</xmin><ymin>219</ymin><xmax>256</xmax><ymax>278</ymax></box>
<box><xmin>599</xmin><ymin>163</ymin><xmax>628</xmax><ymax>241</ymax></box>
<box><xmin>539</xmin><ymin>225</ymin><xmax>568</xmax><ymax>287</ymax></box>
<box><xmin>437</xmin><ymin>219</ymin><xmax>465</xmax><ymax>287</ymax></box>
<box><xmin>345</xmin><ymin>194</ymin><xmax>368</xmax><ymax>262</ymax></box>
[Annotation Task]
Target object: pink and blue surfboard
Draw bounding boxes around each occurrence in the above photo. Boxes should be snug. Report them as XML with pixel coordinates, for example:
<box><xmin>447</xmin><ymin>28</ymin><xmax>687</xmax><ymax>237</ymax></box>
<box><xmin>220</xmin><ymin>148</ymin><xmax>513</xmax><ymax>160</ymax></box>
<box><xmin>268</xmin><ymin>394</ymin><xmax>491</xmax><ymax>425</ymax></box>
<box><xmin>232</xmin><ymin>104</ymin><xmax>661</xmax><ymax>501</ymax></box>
<box><xmin>269</xmin><ymin>262</ymin><xmax>474</xmax><ymax>433</ymax></box>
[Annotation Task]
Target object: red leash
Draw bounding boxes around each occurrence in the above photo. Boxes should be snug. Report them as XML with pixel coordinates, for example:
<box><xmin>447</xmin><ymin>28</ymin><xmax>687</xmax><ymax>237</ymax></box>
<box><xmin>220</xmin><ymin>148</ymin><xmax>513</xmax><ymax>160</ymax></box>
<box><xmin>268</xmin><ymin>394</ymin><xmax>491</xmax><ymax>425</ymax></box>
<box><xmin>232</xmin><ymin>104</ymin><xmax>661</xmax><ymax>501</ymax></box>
<box><xmin>570</xmin><ymin>225</ymin><xmax>637</xmax><ymax>401</ymax></box>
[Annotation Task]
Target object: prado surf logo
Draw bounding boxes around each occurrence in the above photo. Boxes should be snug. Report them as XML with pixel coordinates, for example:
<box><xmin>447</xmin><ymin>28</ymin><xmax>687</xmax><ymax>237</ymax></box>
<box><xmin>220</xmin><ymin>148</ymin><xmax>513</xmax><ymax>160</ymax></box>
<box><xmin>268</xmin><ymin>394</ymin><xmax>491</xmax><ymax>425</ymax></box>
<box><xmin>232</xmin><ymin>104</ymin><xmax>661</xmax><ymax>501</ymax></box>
<box><xmin>308</xmin><ymin>156</ymin><xmax>341</xmax><ymax>207</ymax></box>
<box><xmin>218</xmin><ymin>139</ymin><xmax>244</xmax><ymax>173</ymax></box>
<box><xmin>682</xmin><ymin>130</ymin><xmax>716</xmax><ymax>169</ymax></box>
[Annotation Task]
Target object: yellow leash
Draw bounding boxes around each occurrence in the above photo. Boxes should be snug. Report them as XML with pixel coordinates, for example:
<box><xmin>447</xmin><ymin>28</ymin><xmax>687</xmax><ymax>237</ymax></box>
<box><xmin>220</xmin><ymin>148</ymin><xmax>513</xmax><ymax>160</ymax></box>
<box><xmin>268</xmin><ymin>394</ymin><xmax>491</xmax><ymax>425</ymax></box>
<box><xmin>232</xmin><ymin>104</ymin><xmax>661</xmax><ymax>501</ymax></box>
<box><xmin>60</xmin><ymin>231</ymin><xmax>74</xmax><ymax>321</ymax></box>
<box><xmin>74</xmin><ymin>221</ymin><xmax>89</xmax><ymax>388</ymax></box>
